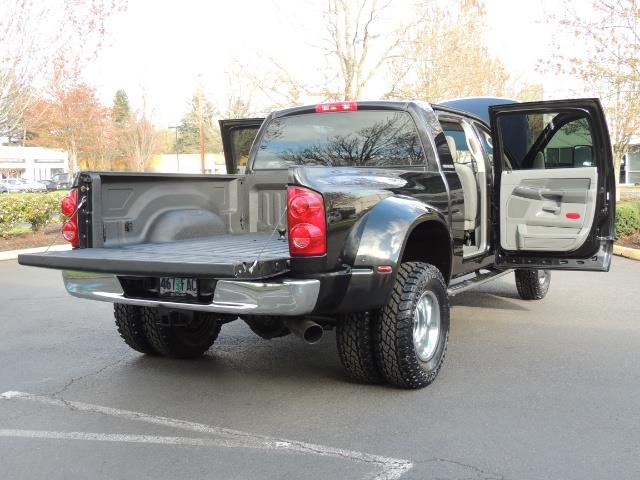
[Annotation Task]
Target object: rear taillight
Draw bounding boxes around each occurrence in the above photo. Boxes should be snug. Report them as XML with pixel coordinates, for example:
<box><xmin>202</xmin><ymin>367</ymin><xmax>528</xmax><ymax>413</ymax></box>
<box><xmin>287</xmin><ymin>186</ymin><xmax>326</xmax><ymax>256</ymax></box>
<box><xmin>60</xmin><ymin>190</ymin><xmax>79</xmax><ymax>247</ymax></box>
<box><xmin>60</xmin><ymin>190</ymin><xmax>76</xmax><ymax>217</ymax></box>
<box><xmin>315</xmin><ymin>101</ymin><xmax>358</xmax><ymax>113</ymax></box>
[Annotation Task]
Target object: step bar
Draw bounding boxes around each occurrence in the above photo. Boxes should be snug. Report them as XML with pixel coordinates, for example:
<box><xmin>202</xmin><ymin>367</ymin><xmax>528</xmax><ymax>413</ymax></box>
<box><xmin>447</xmin><ymin>269</ymin><xmax>513</xmax><ymax>297</ymax></box>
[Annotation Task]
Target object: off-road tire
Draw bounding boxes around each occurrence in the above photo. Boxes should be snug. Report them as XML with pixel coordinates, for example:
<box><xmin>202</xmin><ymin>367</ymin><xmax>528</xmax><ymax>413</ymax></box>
<box><xmin>141</xmin><ymin>307</ymin><xmax>221</xmax><ymax>359</ymax></box>
<box><xmin>336</xmin><ymin>312</ymin><xmax>384</xmax><ymax>384</ymax></box>
<box><xmin>374</xmin><ymin>262</ymin><xmax>450</xmax><ymax>389</ymax></box>
<box><xmin>114</xmin><ymin>304</ymin><xmax>158</xmax><ymax>355</ymax></box>
<box><xmin>515</xmin><ymin>269</ymin><xmax>551</xmax><ymax>300</ymax></box>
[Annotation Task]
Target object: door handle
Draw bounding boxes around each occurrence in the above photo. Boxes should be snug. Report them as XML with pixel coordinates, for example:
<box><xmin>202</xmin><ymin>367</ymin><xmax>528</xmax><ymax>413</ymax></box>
<box><xmin>540</xmin><ymin>189</ymin><xmax>565</xmax><ymax>199</ymax></box>
<box><xmin>542</xmin><ymin>204</ymin><xmax>560</xmax><ymax>213</ymax></box>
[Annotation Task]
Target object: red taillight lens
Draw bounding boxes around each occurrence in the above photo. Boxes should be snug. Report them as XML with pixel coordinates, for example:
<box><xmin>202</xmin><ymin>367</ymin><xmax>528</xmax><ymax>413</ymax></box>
<box><xmin>60</xmin><ymin>190</ymin><xmax>77</xmax><ymax>217</ymax></box>
<box><xmin>315</xmin><ymin>101</ymin><xmax>358</xmax><ymax>113</ymax></box>
<box><xmin>62</xmin><ymin>220</ymin><xmax>78</xmax><ymax>245</ymax></box>
<box><xmin>60</xmin><ymin>190</ymin><xmax>79</xmax><ymax>247</ymax></box>
<box><xmin>287</xmin><ymin>186</ymin><xmax>326</xmax><ymax>256</ymax></box>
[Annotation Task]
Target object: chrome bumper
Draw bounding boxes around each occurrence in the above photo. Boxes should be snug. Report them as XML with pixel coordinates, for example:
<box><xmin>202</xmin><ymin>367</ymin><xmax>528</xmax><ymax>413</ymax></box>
<box><xmin>62</xmin><ymin>271</ymin><xmax>320</xmax><ymax>316</ymax></box>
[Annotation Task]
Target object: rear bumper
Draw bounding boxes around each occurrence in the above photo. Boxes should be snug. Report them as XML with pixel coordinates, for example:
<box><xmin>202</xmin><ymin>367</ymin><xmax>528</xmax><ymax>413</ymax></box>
<box><xmin>62</xmin><ymin>271</ymin><xmax>320</xmax><ymax>316</ymax></box>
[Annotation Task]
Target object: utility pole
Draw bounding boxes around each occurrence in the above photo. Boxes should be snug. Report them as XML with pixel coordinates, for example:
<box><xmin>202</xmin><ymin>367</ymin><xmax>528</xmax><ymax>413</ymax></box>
<box><xmin>169</xmin><ymin>125</ymin><xmax>181</xmax><ymax>173</ymax></box>
<box><xmin>199</xmin><ymin>115</ymin><xmax>205</xmax><ymax>174</ymax></box>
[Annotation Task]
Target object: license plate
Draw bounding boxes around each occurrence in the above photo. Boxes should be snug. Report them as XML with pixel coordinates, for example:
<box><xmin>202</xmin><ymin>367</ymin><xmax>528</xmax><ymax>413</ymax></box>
<box><xmin>159</xmin><ymin>277</ymin><xmax>198</xmax><ymax>297</ymax></box>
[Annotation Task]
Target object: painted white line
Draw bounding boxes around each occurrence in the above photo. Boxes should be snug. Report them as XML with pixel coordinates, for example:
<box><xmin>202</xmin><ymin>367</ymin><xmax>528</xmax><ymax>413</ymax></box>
<box><xmin>1</xmin><ymin>391</ymin><xmax>413</xmax><ymax>480</ymax></box>
<box><xmin>0</xmin><ymin>429</ymin><xmax>252</xmax><ymax>449</ymax></box>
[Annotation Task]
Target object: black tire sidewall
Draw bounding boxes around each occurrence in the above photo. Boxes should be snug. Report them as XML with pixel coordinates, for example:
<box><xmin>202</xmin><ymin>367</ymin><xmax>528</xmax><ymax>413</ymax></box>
<box><xmin>375</xmin><ymin>262</ymin><xmax>450</xmax><ymax>388</ymax></box>
<box><xmin>143</xmin><ymin>309</ymin><xmax>221</xmax><ymax>359</ymax></box>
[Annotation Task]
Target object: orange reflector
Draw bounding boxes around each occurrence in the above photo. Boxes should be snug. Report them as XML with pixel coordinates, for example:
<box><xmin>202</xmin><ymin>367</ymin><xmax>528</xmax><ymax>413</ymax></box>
<box><xmin>377</xmin><ymin>265</ymin><xmax>393</xmax><ymax>273</ymax></box>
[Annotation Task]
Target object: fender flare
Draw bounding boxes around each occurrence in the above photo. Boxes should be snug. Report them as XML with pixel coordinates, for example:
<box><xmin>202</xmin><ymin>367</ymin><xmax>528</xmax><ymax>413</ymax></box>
<box><xmin>338</xmin><ymin>196</ymin><xmax>451</xmax><ymax>312</ymax></box>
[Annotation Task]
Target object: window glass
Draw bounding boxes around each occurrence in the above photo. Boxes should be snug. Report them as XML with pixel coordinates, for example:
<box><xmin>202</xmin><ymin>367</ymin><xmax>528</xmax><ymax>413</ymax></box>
<box><xmin>253</xmin><ymin>110</ymin><xmax>425</xmax><ymax>169</ymax></box>
<box><xmin>498</xmin><ymin>112</ymin><xmax>593</xmax><ymax>170</ymax></box>
<box><xmin>441</xmin><ymin>121</ymin><xmax>475</xmax><ymax>164</ymax></box>
<box><xmin>230</xmin><ymin>127</ymin><xmax>259</xmax><ymax>173</ymax></box>
<box><xmin>474</xmin><ymin>124</ymin><xmax>493</xmax><ymax>164</ymax></box>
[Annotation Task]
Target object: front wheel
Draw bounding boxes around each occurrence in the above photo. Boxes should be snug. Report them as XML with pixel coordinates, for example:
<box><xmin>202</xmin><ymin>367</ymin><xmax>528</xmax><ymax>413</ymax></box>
<box><xmin>374</xmin><ymin>262</ymin><xmax>450</xmax><ymax>389</ymax></box>
<box><xmin>515</xmin><ymin>269</ymin><xmax>551</xmax><ymax>300</ymax></box>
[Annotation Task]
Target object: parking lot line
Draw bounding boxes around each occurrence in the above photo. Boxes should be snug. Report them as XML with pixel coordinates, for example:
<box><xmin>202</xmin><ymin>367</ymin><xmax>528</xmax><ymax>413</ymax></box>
<box><xmin>0</xmin><ymin>429</ymin><xmax>253</xmax><ymax>448</ymax></box>
<box><xmin>0</xmin><ymin>391</ymin><xmax>413</xmax><ymax>480</ymax></box>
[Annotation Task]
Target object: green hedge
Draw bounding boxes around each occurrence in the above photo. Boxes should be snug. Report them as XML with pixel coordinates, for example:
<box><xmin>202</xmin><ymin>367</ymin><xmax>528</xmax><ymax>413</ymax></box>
<box><xmin>616</xmin><ymin>202</ymin><xmax>640</xmax><ymax>239</ymax></box>
<box><xmin>0</xmin><ymin>191</ymin><xmax>69</xmax><ymax>236</ymax></box>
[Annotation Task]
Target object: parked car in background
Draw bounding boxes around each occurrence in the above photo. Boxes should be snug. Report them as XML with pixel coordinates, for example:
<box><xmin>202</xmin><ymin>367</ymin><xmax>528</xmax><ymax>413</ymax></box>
<box><xmin>51</xmin><ymin>173</ymin><xmax>72</xmax><ymax>190</ymax></box>
<box><xmin>0</xmin><ymin>183</ymin><xmax>7</xmax><ymax>194</ymax></box>
<box><xmin>1</xmin><ymin>178</ymin><xmax>30</xmax><ymax>192</ymax></box>
<box><xmin>38</xmin><ymin>180</ymin><xmax>57</xmax><ymax>191</ymax></box>
<box><xmin>20</xmin><ymin>178</ymin><xmax>47</xmax><ymax>192</ymax></box>
<box><xmin>0</xmin><ymin>178</ymin><xmax>47</xmax><ymax>192</ymax></box>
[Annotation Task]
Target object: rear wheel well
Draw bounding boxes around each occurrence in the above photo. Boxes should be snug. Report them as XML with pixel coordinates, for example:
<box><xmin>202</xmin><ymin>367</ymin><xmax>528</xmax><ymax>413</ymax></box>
<box><xmin>400</xmin><ymin>221</ymin><xmax>452</xmax><ymax>284</ymax></box>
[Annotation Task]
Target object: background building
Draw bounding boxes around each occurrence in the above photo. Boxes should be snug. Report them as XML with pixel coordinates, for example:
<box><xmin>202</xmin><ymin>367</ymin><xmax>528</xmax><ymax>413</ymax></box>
<box><xmin>622</xmin><ymin>136</ymin><xmax>640</xmax><ymax>184</ymax></box>
<box><xmin>0</xmin><ymin>146</ymin><xmax>68</xmax><ymax>180</ymax></box>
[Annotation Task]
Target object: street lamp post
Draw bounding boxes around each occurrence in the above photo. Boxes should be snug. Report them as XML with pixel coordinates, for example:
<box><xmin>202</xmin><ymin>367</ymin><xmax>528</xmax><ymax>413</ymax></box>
<box><xmin>169</xmin><ymin>125</ymin><xmax>181</xmax><ymax>172</ymax></box>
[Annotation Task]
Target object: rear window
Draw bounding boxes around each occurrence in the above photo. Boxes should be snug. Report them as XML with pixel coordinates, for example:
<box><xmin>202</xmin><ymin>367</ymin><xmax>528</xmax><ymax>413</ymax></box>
<box><xmin>253</xmin><ymin>110</ymin><xmax>425</xmax><ymax>169</ymax></box>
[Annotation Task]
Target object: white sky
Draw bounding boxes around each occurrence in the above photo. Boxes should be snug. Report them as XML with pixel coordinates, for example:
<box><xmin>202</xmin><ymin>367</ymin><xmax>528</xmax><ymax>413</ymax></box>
<box><xmin>85</xmin><ymin>0</ymin><xmax>575</xmax><ymax>126</ymax></box>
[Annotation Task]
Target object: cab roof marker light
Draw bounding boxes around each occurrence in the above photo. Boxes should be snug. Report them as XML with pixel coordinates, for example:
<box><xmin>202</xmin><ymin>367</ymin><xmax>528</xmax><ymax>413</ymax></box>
<box><xmin>315</xmin><ymin>101</ymin><xmax>358</xmax><ymax>113</ymax></box>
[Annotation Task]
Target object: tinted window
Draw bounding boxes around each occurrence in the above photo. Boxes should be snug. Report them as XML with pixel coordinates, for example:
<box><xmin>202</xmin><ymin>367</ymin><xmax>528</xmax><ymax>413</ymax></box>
<box><xmin>253</xmin><ymin>111</ymin><xmax>425</xmax><ymax>169</ymax></box>
<box><xmin>441</xmin><ymin>121</ymin><xmax>474</xmax><ymax>164</ymax></box>
<box><xmin>230</xmin><ymin>127</ymin><xmax>259</xmax><ymax>173</ymax></box>
<box><xmin>498</xmin><ymin>112</ymin><xmax>593</xmax><ymax>170</ymax></box>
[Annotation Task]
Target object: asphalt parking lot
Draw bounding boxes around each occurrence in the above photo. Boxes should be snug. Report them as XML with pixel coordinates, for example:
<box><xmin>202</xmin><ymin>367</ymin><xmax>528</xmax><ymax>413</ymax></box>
<box><xmin>0</xmin><ymin>257</ymin><xmax>639</xmax><ymax>480</ymax></box>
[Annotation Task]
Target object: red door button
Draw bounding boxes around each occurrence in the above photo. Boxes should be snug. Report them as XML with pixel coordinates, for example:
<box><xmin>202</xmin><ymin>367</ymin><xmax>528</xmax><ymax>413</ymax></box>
<box><xmin>566</xmin><ymin>212</ymin><xmax>581</xmax><ymax>219</ymax></box>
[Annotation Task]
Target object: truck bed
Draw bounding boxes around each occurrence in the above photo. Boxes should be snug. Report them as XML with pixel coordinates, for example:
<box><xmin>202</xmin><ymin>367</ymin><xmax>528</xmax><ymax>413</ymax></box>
<box><xmin>19</xmin><ymin>233</ymin><xmax>290</xmax><ymax>279</ymax></box>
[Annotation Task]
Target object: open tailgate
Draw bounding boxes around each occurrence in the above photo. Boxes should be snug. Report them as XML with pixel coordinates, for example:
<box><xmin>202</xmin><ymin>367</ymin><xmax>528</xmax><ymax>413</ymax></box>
<box><xmin>18</xmin><ymin>233</ymin><xmax>290</xmax><ymax>279</ymax></box>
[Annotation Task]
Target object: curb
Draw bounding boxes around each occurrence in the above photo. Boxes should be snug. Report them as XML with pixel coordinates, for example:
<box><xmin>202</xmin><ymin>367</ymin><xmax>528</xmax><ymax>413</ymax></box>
<box><xmin>613</xmin><ymin>244</ymin><xmax>640</xmax><ymax>261</ymax></box>
<box><xmin>0</xmin><ymin>244</ymin><xmax>71</xmax><ymax>261</ymax></box>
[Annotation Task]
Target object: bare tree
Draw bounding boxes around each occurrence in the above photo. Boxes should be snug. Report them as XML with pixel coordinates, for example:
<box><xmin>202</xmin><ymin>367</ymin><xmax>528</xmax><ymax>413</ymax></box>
<box><xmin>386</xmin><ymin>0</ymin><xmax>514</xmax><ymax>101</ymax></box>
<box><xmin>546</xmin><ymin>0</ymin><xmax>640</xmax><ymax>195</ymax></box>
<box><xmin>121</xmin><ymin>99</ymin><xmax>157</xmax><ymax>172</ymax></box>
<box><xmin>0</xmin><ymin>0</ymin><xmax>124</xmax><ymax>139</ymax></box>
<box><xmin>324</xmin><ymin>0</ymin><xmax>407</xmax><ymax>100</ymax></box>
<box><xmin>247</xmin><ymin>0</ymin><xmax>411</xmax><ymax>108</ymax></box>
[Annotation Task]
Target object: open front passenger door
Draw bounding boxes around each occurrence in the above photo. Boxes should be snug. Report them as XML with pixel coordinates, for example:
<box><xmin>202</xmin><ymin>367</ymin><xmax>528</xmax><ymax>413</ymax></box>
<box><xmin>490</xmin><ymin>98</ymin><xmax>615</xmax><ymax>271</ymax></box>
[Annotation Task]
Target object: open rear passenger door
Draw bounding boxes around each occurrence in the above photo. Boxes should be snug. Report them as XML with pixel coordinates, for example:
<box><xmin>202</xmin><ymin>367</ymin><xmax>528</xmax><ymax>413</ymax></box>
<box><xmin>490</xmin><ymin>98</ymin><xmax>616</xmax><ymax>271</ymax></box>
<box><xmin>219</xmin><ymin>118</ymin><xmax>264</xmax><ymax>174</ymax></box>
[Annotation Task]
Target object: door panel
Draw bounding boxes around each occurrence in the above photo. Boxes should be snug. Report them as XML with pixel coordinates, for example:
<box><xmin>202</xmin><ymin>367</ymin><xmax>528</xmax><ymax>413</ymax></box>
<box><xmin>490</xmin><ymin>98</ymin><xmax>615</xmax><ymax>271</ymax></box>
<box><xmin>500</xmin><ymin>167</ymin><xmax>597</xmax><ymax>251</ymax></box>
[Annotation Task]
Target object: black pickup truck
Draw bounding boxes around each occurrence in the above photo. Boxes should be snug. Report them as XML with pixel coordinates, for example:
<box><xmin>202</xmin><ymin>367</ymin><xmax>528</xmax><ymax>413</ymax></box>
<box><xmin>19</xmin><ymin>97</ymin><xmax>616</xmax><ymax>389</ymax></box>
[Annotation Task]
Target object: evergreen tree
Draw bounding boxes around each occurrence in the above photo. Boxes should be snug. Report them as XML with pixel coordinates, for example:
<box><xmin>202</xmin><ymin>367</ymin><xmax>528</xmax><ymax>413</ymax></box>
<box><xmin>175</xmin><ymin>89</ymin><xmax>221</xmax><ymax>153</ymax></box>
<box><xmin>113</xmin><ymin>89</ymin><xmax>130</xmax><ymax>124</ymax></box>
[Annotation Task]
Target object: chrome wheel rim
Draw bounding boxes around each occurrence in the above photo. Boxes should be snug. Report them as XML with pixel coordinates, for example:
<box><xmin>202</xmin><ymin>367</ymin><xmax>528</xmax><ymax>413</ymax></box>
<box><xmin>413</xmin><ymin>291</ymin><xmax>441</xmax><ymax>362</ymax></box>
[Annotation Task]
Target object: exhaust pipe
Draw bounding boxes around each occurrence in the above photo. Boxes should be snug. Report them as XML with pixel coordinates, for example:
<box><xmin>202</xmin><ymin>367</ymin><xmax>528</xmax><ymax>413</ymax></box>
<box><xmin>284</xmin><ymin>318</ymin><xmax>324</xmax><ymax>344</ymax></box>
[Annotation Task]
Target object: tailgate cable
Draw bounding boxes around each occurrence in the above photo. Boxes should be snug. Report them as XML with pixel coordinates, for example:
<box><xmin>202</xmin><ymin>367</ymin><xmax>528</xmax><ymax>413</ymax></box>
<box><xmin>247</xmin><ymin>206</ymin><xmax>288</xmax><ymax>275</ymax></box>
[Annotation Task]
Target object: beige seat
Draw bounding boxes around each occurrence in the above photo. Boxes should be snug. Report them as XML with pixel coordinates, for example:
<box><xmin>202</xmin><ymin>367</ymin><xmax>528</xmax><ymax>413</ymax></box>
<box><xmin>533</xmin><ymin>151</ymin><xmax>545</xmax><ymax>169</ymax></box>
<box><xmin>446</xmin><ymin>135</ymin><xmax>478</xmax><ymax>231</ymax></box>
